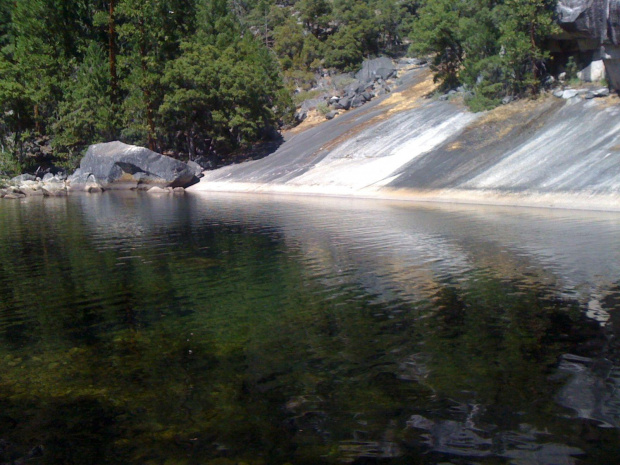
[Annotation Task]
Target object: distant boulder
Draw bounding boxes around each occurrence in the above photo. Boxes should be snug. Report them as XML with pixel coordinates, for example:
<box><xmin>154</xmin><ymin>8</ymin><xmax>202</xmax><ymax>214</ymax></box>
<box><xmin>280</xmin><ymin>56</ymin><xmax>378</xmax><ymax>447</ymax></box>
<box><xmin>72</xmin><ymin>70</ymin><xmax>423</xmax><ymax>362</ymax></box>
<box><xmin>350</xmin><ymin>94</ymin><xmax>366</xmax><ymax>109</ymax></box>
<box><xmin>334</xmin><ymin>96</ymin><xmax>352</xmax><ymax>110</ymax></box>
<box><xmin>11</xmin><ymin>174</ymin><xmax>36</xmax><ymax>184</ymax></box>
<box><xmin>355</xmin><ymin>57</ymin><xmax>396</xmax><ymax>82</ymax></box>
<box><xmin>325</xmin><ymin>110</ymin><xmax>339</xmax><ymax>120</ymax></box>
<box><xmin>344</xmin><ymin>80</ymin><xmax>367</xmax><ymax>96</ymax></box>
<box><xmin>295</xmin><ymin>96</ymin><xmax>329</xmax><ymax>122</ymax></box>
<box><xmin>41</xmin><ymin>180</ymin><xmax>67</xmax><ymax>197</ymax></box>
<box><xmin>68</xmin><ymin>141</ymin><xmax>198</xmax><ymax>190</ymax></box>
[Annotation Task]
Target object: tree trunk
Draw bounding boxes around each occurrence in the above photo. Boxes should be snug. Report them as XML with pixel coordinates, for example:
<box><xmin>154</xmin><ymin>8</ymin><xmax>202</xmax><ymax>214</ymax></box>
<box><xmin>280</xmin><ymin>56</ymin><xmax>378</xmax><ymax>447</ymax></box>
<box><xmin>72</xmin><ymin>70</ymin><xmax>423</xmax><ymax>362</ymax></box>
<box><xmin>530</xmin><ymin>22</ymin><xmax>539</xmax><ymax>93</ymax></box>
<box><xmin>34</xmin><ymin>104</ymin><xmax>40</xmax><ymax>134</ymax></box>
<box><xmin>139</xmin><ymin>18</ymin><xmax>156</xmax><ymax>151</ymax></box>
<box><xmin>109</xmin><ymin>0</ymin><xmax>118</xmax><ymax>101</ymax></box>
<box><xmin>145</xmin><ymin>88</ymin><xmax>155</xmax><ymax>151</ymax></box>
<box><xmin>187</xmin><ymin>128</ymin><xmax>196</xmax><ymax>160</ymax></box>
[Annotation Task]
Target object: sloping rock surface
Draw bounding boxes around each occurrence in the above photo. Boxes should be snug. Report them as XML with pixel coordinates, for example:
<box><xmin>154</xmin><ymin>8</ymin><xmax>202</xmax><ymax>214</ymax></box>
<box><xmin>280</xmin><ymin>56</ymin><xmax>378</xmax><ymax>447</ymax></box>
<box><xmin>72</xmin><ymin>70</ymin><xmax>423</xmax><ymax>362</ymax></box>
<box><xmin>189</xmin><ymin>66</ymin><xmax>620</xmax><ymax>210</ymax></box>
<box><xmin>69</xmin><ymin>141</ymin><xmax>197</xmax><ymax>190</ymax></box>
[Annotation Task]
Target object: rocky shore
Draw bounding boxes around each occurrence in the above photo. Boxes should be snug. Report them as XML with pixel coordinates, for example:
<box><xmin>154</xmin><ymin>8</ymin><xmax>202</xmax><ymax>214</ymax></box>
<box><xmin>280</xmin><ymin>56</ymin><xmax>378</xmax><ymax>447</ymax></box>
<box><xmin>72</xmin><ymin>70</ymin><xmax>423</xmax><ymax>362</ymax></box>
<box><xmin>0</xmin><ymin>141</ymin><xmax>199</xmax><ymax>199</ymax></box>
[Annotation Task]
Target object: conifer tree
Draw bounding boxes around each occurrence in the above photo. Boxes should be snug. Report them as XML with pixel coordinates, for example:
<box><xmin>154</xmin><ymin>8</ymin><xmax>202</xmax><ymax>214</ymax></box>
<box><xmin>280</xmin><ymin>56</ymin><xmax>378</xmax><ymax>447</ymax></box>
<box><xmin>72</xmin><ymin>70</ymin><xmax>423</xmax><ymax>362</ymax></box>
<box><xmin>116</xmin><ymin>0</ymin><xmax>195</xmax><ymax>150</ymax></box>
<box><xmin>53</xmin><ymin>43</ymin><xmax>118</xmax><ymax>157</ymax></box>
<box><xmin>160</xmin><ymin>0</ymin><xmax>292</xmax><ymax>158</ymax></box>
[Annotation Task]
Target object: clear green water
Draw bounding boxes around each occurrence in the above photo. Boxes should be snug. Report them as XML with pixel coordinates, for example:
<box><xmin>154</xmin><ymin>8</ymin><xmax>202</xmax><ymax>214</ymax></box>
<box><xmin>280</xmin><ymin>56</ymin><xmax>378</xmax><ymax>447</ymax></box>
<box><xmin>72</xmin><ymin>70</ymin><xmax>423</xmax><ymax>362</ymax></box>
<box><xmin>1</xmin><ymin>192</ymin><xmax>620</xmax><ymax>465</ymax></box>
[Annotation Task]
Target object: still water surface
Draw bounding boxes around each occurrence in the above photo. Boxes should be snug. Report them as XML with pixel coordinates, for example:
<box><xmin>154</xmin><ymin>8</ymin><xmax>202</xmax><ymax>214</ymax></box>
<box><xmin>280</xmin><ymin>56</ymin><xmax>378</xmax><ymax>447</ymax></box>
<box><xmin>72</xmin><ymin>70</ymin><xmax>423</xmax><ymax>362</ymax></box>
<box><xmin>1</xmin><ymin>192</ymin><xmax>620</xmax><ymax>464</ymax></box>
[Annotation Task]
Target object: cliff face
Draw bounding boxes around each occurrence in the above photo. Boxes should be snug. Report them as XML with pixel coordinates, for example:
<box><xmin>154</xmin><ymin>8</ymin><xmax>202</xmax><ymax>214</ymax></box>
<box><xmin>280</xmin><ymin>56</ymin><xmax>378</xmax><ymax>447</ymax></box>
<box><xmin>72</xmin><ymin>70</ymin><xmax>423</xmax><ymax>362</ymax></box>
<box><xmin>188</xmin><ymin>66</ymin><xmax>620</xmax><ymax>211</ymax></box>
<box><xmin>557</xmin><ymin>0</ymin><xmax>616</xmax><ymax>43</ymax></box>
<box><xmin>555</xmin><ymin>0</ymin><xmax>620</xmax><ymax>88</ymax></box>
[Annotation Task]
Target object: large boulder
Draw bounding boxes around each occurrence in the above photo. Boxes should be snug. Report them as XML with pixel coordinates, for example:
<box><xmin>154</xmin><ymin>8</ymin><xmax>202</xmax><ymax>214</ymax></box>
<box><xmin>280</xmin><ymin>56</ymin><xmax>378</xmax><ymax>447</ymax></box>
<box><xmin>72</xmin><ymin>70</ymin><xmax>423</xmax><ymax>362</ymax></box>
<box><xmin>68</xmin><ymin>141</ymin><xmax>197</xmax><ymax>190</ymax></box>
<box><xmin>555</xmin><ymin>0</ymin><xmax>620</xmax><ymax>44</ymax></box>
<box><xmin>556</xmin><ymin>0</ymin><xmax>610</xmax><ymax>42</ymax></box>
<box><xmin>11</xmin><ymin>174</ymin><xmax>37</xmax><ymax>184</ymax></box>
<box><xmin>554</xmin><ymin>0</ymin><xmax>620</xmax><ymax>89</ymax></box>
<box><xmin>186</xmin><ymin>160</ymin><xmax>205</xmax><ymax>178</ymax></box>
<box><xmin>355</xmin><ymin>57</ymin><xmax>396</xmax><ymax>82</ymax></box>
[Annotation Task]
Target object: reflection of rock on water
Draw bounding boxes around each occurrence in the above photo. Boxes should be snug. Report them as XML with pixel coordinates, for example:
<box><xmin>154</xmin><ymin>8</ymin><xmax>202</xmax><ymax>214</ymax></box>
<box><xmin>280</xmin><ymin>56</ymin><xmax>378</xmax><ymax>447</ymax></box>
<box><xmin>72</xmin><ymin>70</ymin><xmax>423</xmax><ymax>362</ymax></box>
<box><xmin>406</xmin><ymin>409</ymin><xmax>584</xmax><ymax>464</ymax></box>
<box><xmin>556</xmin><ymin>353</ymin><xmax>620</xmax><ymax>428</ymax></box>
<box><xmin>338</xmin><ymin>438</ymin><xmax>402</xmax><ymax>463</ymax></box>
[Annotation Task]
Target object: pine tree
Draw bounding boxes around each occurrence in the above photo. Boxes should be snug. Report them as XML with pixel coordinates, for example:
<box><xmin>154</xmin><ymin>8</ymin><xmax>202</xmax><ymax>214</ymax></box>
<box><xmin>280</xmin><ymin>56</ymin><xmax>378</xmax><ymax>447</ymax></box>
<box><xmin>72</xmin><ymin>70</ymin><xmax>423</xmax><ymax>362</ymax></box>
<box><xmin>409</xmin><ymin>0</ymin><xmax>464</xmax><ymax>90</ymax></box>
<box><xmin>498</xmin><ymin>0</ymin><xmax>559</xmax><ymax>95</ymax></box>
<box><xmin>116</xmin><ymin>0</ymin><xmax>195</xmax><ymax>150</ymax></box>
<box><xmin>53</xmin><ymin>43</ymin><xmax>118</xmax><ymax>157</ymax></box>
<box><xmin>160</xmin><ymin>0</ymin><xmax>292</xmax><ymax>158</ymax></box>
<box><xmin>409</xmin><ymin>0</ymin><xmax>558</xmax><ymax>108</ymax></box>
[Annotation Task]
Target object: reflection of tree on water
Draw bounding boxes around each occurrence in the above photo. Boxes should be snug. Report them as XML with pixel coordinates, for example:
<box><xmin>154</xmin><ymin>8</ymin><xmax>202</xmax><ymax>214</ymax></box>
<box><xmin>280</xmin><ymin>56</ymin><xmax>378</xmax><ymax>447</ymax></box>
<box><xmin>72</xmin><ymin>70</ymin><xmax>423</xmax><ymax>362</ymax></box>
<box><xmin>553</xmin><ymin>283</ymin><xmax>620</xmax><ymax>431</ymax></box>
<box><xmin>2</xmin><ymin>198</ymin><xmax>620</xmax><ymax>464</ymax></box>
<box><xmin>556</xmin><ymin>354</ymin><xmax>620</xmax><ymax>428</ymax></box>
<box><xmin>392</xmin><ymin>276</ymin><xmax>620</xmax><ymax>465</ymax></box>
<box><xmin>1</xmin><ymin>273</ymin><xmax>619</xmax><ymax>464</ymax></box>
<box><xmin>406</xmin><ymin>408</ymin><xmax>584</xmax><ymax>464</ymax></box>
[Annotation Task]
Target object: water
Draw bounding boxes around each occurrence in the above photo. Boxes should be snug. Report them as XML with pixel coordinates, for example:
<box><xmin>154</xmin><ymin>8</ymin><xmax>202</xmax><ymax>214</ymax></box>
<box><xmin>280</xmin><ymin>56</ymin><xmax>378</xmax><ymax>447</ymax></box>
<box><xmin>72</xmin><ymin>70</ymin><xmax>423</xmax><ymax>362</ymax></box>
<box><xmin>1</xmin><ymin>192</ymin><xmax>620</xmax><ymax>465</ymax></box>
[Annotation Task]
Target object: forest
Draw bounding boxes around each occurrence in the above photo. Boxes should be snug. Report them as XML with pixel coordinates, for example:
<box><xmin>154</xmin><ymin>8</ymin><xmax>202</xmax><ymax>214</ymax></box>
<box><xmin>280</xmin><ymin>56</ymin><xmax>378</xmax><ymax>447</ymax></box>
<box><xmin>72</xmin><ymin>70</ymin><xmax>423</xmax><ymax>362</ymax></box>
<box><xmin>0</xmin><ymin>0</ymin><xmax>559</xmax><ymax>176</ymax></box>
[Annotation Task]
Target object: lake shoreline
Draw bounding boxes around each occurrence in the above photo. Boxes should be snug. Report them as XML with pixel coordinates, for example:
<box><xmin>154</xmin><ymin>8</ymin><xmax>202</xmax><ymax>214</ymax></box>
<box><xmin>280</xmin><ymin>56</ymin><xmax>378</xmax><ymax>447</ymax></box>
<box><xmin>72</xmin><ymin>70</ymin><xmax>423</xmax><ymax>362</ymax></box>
<box><xmin>187</xmin><ymin>182</ymin><xmax>620</xmax><ymax>213</ymax></box>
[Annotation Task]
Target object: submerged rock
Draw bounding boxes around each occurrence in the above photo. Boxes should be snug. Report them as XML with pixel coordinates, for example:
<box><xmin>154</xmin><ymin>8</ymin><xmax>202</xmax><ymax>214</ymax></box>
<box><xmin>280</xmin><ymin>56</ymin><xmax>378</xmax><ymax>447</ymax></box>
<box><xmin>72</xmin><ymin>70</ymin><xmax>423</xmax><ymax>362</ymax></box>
<box><xmin>68</xmin><ymin>141</ymin><xmax>198</xmax><ymax>191</ymax></box>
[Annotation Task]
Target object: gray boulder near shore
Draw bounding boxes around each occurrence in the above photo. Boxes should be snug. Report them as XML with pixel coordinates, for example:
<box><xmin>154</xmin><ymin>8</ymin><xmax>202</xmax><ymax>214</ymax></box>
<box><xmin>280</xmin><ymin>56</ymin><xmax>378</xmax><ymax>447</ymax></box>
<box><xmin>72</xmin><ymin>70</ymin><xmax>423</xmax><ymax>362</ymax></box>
<box><xmin>68</xmin><ymin>141</ymin><xmax>198</xmax><ymax>191</ymax></box>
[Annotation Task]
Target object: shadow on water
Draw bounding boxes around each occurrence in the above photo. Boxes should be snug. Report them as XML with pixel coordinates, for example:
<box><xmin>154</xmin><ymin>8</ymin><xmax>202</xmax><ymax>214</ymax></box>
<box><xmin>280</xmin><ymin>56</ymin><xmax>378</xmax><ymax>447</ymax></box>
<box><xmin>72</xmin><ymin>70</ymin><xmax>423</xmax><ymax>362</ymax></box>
<box><xmin>0</xmin><ymin>193</ymin><xmax>620</xmax><ymax>464</ymax></box>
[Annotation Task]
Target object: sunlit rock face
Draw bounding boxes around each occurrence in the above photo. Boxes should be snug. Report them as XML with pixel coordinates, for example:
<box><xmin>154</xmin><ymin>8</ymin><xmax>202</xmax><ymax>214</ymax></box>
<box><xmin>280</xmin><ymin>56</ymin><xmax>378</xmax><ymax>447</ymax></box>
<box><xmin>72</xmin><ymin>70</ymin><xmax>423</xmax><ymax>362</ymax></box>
<box><xmin>388</xmin><ymin>98</ymin><xmax>620</xmax><ymax>194</ymax></box>
<box><xmin>189</xmin><ymin>67</ymin><xmax>620</xmax><ymax>211</ymax></box>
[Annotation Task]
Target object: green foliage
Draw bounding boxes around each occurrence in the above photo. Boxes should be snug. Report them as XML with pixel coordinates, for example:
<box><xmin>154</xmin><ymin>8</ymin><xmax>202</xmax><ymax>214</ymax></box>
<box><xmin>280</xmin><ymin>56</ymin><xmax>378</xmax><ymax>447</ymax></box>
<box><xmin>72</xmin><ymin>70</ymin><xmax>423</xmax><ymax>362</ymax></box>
<box><xmin>160</xmin><ymin>1</ymin><xmax>292</xmax><ymax>158</ymax></box>
<box><xmin>292</xmin><ymin>89</ymin><xmax>325</xmax><ymax>106</ymax></box>
<box><xmin>298</xmin><ymin>0</ymin><xmax>332</xmax><ymax>38</ymax></box>
<box><xmin>498</xmin><ymin>0</ymin><xmax>559</xmax><ymax>95</ymax></box>
<box><xmin>0</xmin><ymin>0</ymin><xmax>565</xmax><ymax>171</ymax></box>
<box><xmin>409</xmin><ymin>0</ymin><xmax>559</xmax><ymax>110</ymax></box>
<box><xmin>316</xmin><ymin>101</ymin><xmax>330</xmax><ymax>115</ymax></box>
<box><xmin>409</xmin><ymin>0</ymin><xmax>463</xmax><ymax>90</ymax></box>
<box><xmin>324</xmin><ymin>27</ymin><xmax>365</xmax><ymax>71</ymax></box>
<box><xmin>53</xmin><ymin>43</ymin><xmax>119</xmax><ymax>157</ymax></box>
<box><xmin>565</xmin><ymin>56</ymin><xmax>578</xmax><ymax>80</ymax></box>
<box><xmin>0</xmin><ymin>148</ymin><xmax>22</xmax><ymax>176</ymax></box>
